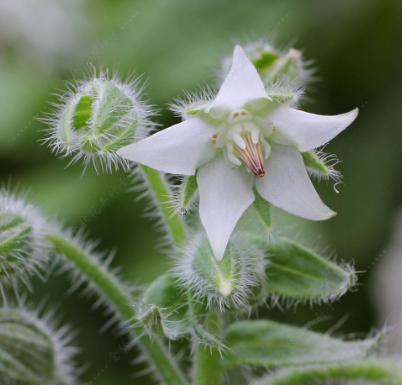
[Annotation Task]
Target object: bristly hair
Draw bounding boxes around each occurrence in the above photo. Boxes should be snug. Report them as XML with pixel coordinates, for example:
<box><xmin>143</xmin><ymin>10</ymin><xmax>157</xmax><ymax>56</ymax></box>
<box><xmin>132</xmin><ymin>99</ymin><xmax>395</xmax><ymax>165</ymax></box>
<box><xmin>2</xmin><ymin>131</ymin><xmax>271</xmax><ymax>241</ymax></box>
<box><xmin>39</xmin><ymin>65</ymin><xmax>157</xmax><ymax>174</ymax></box>
<box><xmin>50</xmin><ymin>226</ymin><xmax>137</xmax><ymax>336</ymax></box>
<box><xmin>172</xmin><ymin>231</ymin><xmax>268</xmax><ymax>311</ymax></box>
<box><xmin>0</xmin><ymin>187</ymin><xmax>52</xmax><ymax>296</ymax></box>
<box><xmin>306</xmin><ymin>146</ymin><xmax>343</xmax><ymax>189</ymax></box>
<box><xmin>169</xmin><ymin>84</ymin><xmax>217</xmax><ymax>120</ymax></box>
<box><xmin>168</xmin><ymin>175</ymin><xmax>199</xmax><ymax>217</ymax></box>
<box><xmin>265</xmin><ymin>76</ymin><xmax>305</xmax><ymax>108</ymax></box>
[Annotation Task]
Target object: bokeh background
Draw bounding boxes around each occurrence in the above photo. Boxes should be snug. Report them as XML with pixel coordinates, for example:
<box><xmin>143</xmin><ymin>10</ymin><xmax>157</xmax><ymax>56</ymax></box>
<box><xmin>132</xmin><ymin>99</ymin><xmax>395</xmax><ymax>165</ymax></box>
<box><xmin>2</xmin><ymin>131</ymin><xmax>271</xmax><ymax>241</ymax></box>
<box><xmin>1</xmin><ymin>0</ymin><xmax>402</xmax><ymax>383</ymax></box>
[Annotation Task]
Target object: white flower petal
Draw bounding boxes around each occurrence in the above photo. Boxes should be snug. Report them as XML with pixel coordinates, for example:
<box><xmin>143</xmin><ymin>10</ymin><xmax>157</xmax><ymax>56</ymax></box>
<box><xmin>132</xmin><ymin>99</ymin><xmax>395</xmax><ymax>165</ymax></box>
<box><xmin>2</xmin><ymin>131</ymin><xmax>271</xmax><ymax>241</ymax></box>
<box><xmin>117</xmin><ymin>117</ymin><xmax>216</xmax><ymax>175</ymax></box>
<box><xmin>255</xmin><ymin>145</ymin><xmax>336</xmax><ymax>220</ymax></box>
<box><xmin>269</xmin><ymin>106</ymin><xmax>358</xmax><ymax>152</ymax></box>
<box><xmin>197</xmin><ymin>156</ymin><xmax>255</xmax><ymax>260</ymax></box>
<box><xmin>209</xmin><ymin>45</ymin><xmax>270</xmax><ymax>111</ymax></box>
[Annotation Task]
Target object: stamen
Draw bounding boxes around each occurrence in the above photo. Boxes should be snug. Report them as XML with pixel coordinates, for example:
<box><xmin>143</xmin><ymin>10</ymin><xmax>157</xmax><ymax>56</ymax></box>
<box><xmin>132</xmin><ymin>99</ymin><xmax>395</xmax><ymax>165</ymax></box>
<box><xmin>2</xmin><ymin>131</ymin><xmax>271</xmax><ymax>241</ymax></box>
<box><xmin>233</xmin><ymin>133</ymin><xmax>246</xmax><ymax>150</ymax></box>
<box><xmin>234</xmin><ymin>134</ymin><xmax>266</xmax><ymax>178</ymax></box>
<box><xmin>240</xmin><ymin>111</ymin><xmax>248</xmax><ymax>116</ymax></box>
<box><xmin>233</xmin><ymin>112</ymin><xmax>239</xmax><ymax>119</ymax></box>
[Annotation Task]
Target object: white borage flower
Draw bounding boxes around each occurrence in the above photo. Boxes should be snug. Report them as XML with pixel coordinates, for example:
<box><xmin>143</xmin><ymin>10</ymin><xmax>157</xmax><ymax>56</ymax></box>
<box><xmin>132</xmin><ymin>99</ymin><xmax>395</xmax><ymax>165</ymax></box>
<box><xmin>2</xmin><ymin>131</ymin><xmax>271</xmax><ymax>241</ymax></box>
<box><xmin>41</xmin><ymin>67</ymin><xmax>155</xmax><ymax>173</ymax></box>
<box><xmin>117</xmin><ymin>46</ymin><xmax>358</xmax><ymax>260</ymax></box>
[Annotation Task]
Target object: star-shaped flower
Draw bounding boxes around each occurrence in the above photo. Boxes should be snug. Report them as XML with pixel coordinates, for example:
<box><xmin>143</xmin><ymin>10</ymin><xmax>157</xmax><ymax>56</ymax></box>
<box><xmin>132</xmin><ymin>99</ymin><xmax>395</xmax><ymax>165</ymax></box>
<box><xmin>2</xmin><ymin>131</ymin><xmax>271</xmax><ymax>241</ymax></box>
<box><xmin>117</xmin><ymin>46</ymin><xmax>358</xmax><ymax>260</ymax></box>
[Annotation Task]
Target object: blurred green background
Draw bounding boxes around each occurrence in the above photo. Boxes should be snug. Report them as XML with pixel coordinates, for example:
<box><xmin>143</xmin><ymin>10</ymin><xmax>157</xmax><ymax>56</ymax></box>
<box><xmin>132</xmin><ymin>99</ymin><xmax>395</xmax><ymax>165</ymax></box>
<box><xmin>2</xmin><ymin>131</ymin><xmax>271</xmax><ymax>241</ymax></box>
<box><xmin>1</xmin><ymin>0</ymin><xmax>402</xmax><ymax>383</ymax></box>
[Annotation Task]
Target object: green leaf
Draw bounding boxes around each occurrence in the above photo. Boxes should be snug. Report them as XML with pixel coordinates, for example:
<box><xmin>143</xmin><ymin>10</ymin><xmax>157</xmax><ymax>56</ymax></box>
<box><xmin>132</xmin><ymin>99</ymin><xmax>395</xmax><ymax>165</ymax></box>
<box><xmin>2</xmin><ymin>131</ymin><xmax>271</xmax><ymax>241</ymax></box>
<box><xmin>252</xmin><ymin>186</ymin><xmax>273</xmax><ymax>233</ymax></box>
<box><xmin>222</xmin><ymin>320</ymin><xmax>383</xmax><ymax>369</ymax></box>
<box><xmin>141</xmin><ymin>274</ymin><xmax>189</xmax><ymax>339</ymax></box>
<box><xmin>265</xmin><ymin>238</ymin><xmax>356</xmax><ymax>301</ymax></box>
<box><xmin>301</xmin><ymin>151</ymin><xmax>330</xmax><ymax>175</ymax></box>
<box><xmin>251</xmin><ymin>360</ymin><xmax>402</xmax><ymax>385</ymax></box>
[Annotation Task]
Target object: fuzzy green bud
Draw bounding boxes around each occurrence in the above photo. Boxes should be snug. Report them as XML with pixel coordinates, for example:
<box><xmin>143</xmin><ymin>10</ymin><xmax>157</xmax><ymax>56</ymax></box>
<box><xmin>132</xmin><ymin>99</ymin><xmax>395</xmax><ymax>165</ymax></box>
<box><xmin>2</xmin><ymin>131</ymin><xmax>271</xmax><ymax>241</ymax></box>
<box><xmin>0</xmin><ymin>189</ymin><xmax>50</xmax><ymax>290</ymax></box>
<box><xmin>0</xmin><ymin>307</ymin><xmax>78</xmax><ymax>385</ymax></box>
<box><xmin>175</xmin><ymin>234</ymin><xmax>266</xmax><ymax>310</ymax></box>
<box><xmin>221</xmin><ymin>41</ymin><xmax>313</xmax><ymax>88</ymax></box>
<box><xmin>43</xmin><ymin>69</ymin><xmax>154</xmax><ymax>172</ymax></box>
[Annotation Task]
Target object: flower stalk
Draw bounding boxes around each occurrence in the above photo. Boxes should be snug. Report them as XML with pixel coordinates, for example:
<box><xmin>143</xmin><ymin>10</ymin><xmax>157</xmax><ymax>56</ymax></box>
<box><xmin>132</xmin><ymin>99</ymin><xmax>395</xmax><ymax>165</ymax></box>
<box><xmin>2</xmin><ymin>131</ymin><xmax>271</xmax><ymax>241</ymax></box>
<box><xmin>140</xmin><ymin>165</ymin><xmax>186</xmax><ymax>244</ymax></box>
<box><xmin>46</xmin><ymin>234</ymin><xmax>188</xmax><ymax>385</ymax></box>
<box><xmin>193</xmin><ymin>309</ymin><xmax>222</xmax><ymax>385</ymax></box>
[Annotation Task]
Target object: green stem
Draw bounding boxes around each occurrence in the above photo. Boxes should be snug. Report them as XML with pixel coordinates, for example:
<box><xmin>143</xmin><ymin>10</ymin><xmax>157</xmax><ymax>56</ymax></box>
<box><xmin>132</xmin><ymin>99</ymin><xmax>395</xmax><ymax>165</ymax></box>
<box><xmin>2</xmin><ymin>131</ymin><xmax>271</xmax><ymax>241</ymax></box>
<box><xmin>140</xmin><ymin>165</ymin><xmax>186</xmax><ymax>244</ymax></box>
<box><xmin>46</xmin><ymin>234</ymin><xmax>188</xmax><ymax>385</ymax></box>
<box><xmin>193</xmin><ymin>309</ymin><xmax>222</xmax><ymax>385</ymax></box>
<box><xmin>253</xmin><ymin>360</ymin><xmax>402</xmax><ymax>385</ymax></box>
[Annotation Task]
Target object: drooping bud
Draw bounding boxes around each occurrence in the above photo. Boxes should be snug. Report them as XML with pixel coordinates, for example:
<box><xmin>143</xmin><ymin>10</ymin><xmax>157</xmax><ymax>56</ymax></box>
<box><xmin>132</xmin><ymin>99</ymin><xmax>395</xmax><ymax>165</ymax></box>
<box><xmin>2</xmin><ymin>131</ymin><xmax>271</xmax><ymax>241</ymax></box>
<box><xmin>138</xmin><ymin>274</ymin><xmax>189</xmax><ymax>339</ymax></box>
<box><xmin>0</xmin><ymin>306</ymin><xmax>79</xmax><ymax>385</ymax></box>
<box><xmin>42</xmin><ymin>68</ymin><xmax>155</xmax><ymax>172</ymax></box>
<box><xmin>0</xmin><ymin>189</ymin><xmax>50</xmax><ymax>290</ymax></box>
<box><xmin>174</xmin><ymin>233</ymin><xmax>266</xmax><ymax>310</ymax></box>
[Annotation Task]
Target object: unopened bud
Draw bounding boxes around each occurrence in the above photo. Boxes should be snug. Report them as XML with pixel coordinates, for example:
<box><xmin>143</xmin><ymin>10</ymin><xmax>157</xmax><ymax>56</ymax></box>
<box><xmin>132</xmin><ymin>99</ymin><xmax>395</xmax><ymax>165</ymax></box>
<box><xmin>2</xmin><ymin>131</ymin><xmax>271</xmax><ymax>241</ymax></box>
<box><xmin>221</xmin><ymin>42</ymin><xmax>313</xmax><ymax>87</ymax></box>
<box><xmin>0</xmin><ymin>306</ymin><xmax>78</xmax><ymax>385</ymax></box>
<box><xmin>0</xmin><ymin>189</ymin><xmax>50</xmax><ymax>290</ymax></box>
<box><xmin>43</xmin><ymin>69</ymin><xmax>154</xmax><ymax>172</ymax></box>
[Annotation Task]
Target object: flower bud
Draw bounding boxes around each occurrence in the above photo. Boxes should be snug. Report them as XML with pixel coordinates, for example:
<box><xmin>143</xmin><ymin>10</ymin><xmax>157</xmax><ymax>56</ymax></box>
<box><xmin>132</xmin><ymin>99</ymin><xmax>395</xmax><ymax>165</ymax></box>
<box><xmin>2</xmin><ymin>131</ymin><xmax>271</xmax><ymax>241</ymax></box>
<box><xmin>0</xmin><ymin>306</ymin><xmax>78</xmax><ymax>385</ymax></box>
<box><xmin>221</xmin><ymin>41</ymin><xmax>313</xmax><ymax>87</ymax></box>
<box><xmin>43</xmin><ymin>69</ymin><xmax>154</xmax><ymax>172</ymax></box>
<box><xmin>0</xmin><ymin>189</ymin><xmax>50</xmax><ymax>290</ymax></box>
<box><xmin>174</xmin><ymin>233</ymin><xmax>266</xmax><ymax>310</ymax></box>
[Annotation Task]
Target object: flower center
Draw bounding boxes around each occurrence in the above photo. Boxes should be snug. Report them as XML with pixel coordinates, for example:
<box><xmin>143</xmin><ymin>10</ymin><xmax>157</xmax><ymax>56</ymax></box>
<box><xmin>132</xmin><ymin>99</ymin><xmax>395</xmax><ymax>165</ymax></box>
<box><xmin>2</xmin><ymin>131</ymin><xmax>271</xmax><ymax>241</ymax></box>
<box><xmin>210</xmin><ymin>109</ymin><xmax>271</xmax><ymax>178</ymax></box>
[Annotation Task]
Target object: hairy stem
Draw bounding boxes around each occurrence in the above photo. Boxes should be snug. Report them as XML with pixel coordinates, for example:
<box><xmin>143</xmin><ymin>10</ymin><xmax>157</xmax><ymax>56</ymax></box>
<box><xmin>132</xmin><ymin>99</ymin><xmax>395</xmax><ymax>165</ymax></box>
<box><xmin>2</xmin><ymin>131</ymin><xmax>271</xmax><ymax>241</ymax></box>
<box><xmin>140</xmin><ymin>165</ymin><xmax>186</xmax><ymax>244</ymax></box>
<box><xmin>193</xmin><ymin>309</ymin><xmax>222</xmax><ymax>385</ymax></box>
<box><xmin>253</xmin><ymin>360</ymin><xmax>402</xmax><ymax>385</ymax></box>
<box><xmin>46</xmin><ymin>234</ymin><xmax>188</xmax><ymax>385</ymax></box>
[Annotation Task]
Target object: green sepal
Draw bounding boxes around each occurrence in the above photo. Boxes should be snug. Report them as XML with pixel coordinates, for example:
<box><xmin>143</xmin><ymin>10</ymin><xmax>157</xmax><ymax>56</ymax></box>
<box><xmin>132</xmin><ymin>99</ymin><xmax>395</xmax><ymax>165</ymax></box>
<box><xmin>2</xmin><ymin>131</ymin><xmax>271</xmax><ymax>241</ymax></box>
<box><xmin>252</xmin><ymin>52</ymin><xmax>279</xmax><ymax>75</ymax></box>
<box><xmin>266</xmin><ymin>48</ymin><xmax>303</xmax><ymax>84</ymax></box>
<box><xmin>140</xmin><ymin>305</ymin><xmax>166</xmax><ymax>336</ymax></box>
<box><xmin>141</xmin><ymin>274</ymin><xmax>188</xmax><ymax>339</ymax></box>
<box><xmin>180</xmin><ymin>174</ymin><xmax>198</xmax><ymax>209</ymax></box>
<box><xmin>266</xmin><ymin>88</ymin><xmax>298</xmax><ymax>104</ymax></box>
<box><xmin>183</xmin><ymin>100</ymin><xmax>212</xmax><ymax>116</ymax></box>
<box><xmin>192</xmin><ymin>238</ymin><xmax>240</xmax><ymax>298</ymax></box>
<box><xmin>92</xmin><ymin>82</ymin><xmax>134</xmax><ymax>135</ymax></box>
<box><xmin>72</xmin><ymin>95</ymin><xmax>93</xmax><ymax>131</ymax></box>
<box><xmin>252</xmin><ymin>185</ymin><xmax>273</xmax><ymax>233</ymax></box>
<box><xmin>265</xmin><ymin>238</ymin><xmax>356</xmax><ymax>301</ymax></box>
<box><xmin>222</xmin><ymin>320</ymin><xmax>383</xmax><ymax>369</ymax></box>
<box><xmin>301</xmin><ymin>151</ymin><xmax>330</xmax><ymax>175</ymax></box>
